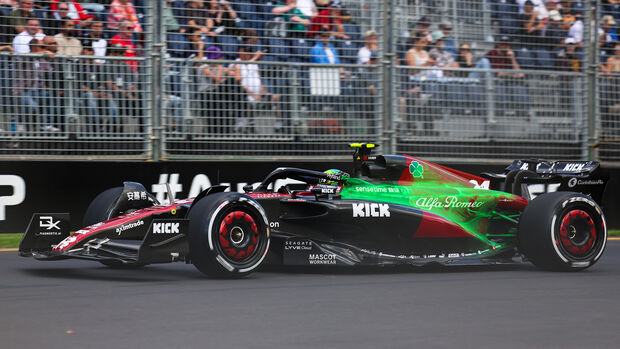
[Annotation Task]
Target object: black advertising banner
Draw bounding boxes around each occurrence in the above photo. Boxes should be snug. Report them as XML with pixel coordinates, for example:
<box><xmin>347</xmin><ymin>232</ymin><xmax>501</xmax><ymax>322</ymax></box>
<box><xmin>0</xmin><ymin>161</ymin><xmax>348</xmax><ymax>234</ymax></box>
<box><xmin>0</xmin><ymin>161</ymin><xmax>618</xmax><ymax>233</ymax></box>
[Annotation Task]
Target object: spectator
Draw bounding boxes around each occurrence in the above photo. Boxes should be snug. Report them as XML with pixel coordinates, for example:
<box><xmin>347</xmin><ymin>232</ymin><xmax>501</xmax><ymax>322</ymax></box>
<box><xmin>328</xmin><ymin>1</ymin><xmax>350</xmax><ymax>40</ymax></box>
<box><xmin>602</xmin><ymin>41</ymin><xmax>620</xmax><ymax>74</ymax></box>
<box><xmin>241</xmin><ymin>28</ymin><xmax>265</xmax><ymax>62</ymax></box>
<box><xmin>356</xmin><ymin>50</ymin><xmax>380</xmax><ymax>134</ymax></box>
<box><xmin>46</xmin><ymin>1</ymin><xmax>73</xmax><ymax>36</ymax></box>
<box><xmin>80</xmin><ymin>20</ymin><xmax>107</xmax><ymax>61</ymax></box>
<box><xmin>296</xmin><ymin>0</ymin><xmax>317</xmax><ymax>19</ymax></box>
<box><xmin>110</xmin><ymin>20</ymin><xmax>139</xmax><ymax>71</ymax></box>
<box><xmin>311</xmin><ymin>29</ymin><xmax>341</xmax><ymax>64</ymax></box>
<box><xmin>405</xmin><ymin>31</ymin><xmax>435</xmax><ymax>75</ymax></box>
<box><xmin>8</xmin><ymin>0</ymin><xmax>41</xmax><ymax>36</ymax></box>
<box><xmin>54</xmin><ymin>19</ymin><xmax>82</xmax><ymax>55</ymax></box>
<box><xmin>13</xmin><ymin>38</ymin><xmax>58</xmax><ymax>132</ymax></box>
<box><xmin>601</xmin><ymin>15</ymin><xmax>618</xmax><ymax>44</ymax></box>
<box><xmin>196</xmin><ymin>46</ymin><xmax>227</xmax><ymax>133</ymax></box>
<box><xmin>163</xmin><ymin>0</ymin><xmax>182</xmax><ymax>34</ymax></box>
<box><xmin>186</xmin><ymin>26</ymin><xmax>206</xmax><ymax>60</ymax></box>
<box><xmin>565</xmin><ymin>13</ymin><xmax>583</xmax><ymax>45</ymax></box>
<box><xmin>272</xmin><ymin>0</ymin><xmax>311</xmax><ymax>61</ymax></box>
<box><xmin>517</xmin><ymin>0</ymin><xmax>547</xmax><ymax>67</ymax></box>
<box><xmin>107</xmin><ymin>0</ymin><xmax>143</xmax><ymax>33</ymax></box>
<box><xmin>103</xmin><ymin>43</ymin><xmax>137</xmax><ymax>132</ymax></box>
<box><xmin>438</xmin><ymin>20</ymin><xmax>457</xmax><ymax>56</ymax></box>
<box><xmin>357</xmin><ymin>30</ymin><xmax>378</xmax><ymax>65</ymax></box>
<box><xmin>12</xmin><ymin>17</ymin><xmax>45</xmax><ymax>54</ymax></box>
<box><xmin>429</xmin><ymin>30</ymin><xmax>459</xmax><ymax>73</ymax></box>
<box><xmin>78</xmin><ymin>43</ymin><xmax>105</xmax><ymax>133</ymax></box>
<box><xmin>42</xmin><ymin>35</ymin><xmax>58</xmax><ymax>57</ymax></box>
<box><xmin>454</xmin><ymin>42</ymin><xmax>492</xmax><ymax>78</ymax></box>
<box><xmin>272</xmin><ymin>0</ymin><xmax>311</xmax><ymax>38</ymax></box>
<box><xmin>209</xmin><ymin>0</ymin><xmax>240</xmax><ymax>36</ymax></box>
<box><xmin>307</xmin><ymin>0</ymin><xmax>348</xmax><ymax>39</ymax></box>
<box><xmin>182</xmin><ymin>0</ymin><xmax>214</xmax><ymax>35</ymax></box>
<box><xmin>50</xmin><ymin>0</ymin><xmax>95</xmax><ymax>30</ymax></box>
<box><xmin>231</xmin><ymin>46</ymin><xmax>280</xmax><ymax>132</ymax></box>
<box><xmin>555</xmin><ymin>37</ymin><xmax>580</xmax><ymax>72</ymax></box>
<box><xmin>485</xmin><ymin>36</ymin><xmax>524</xmax><ymax>78</ymax></box>
<box><xmin>602</xmin><ymin>0</ymin><xmax>620</xmax><ymax>23</ymax></box>
<box><xmin>209</xmin><ymin>0</ymin><xmax>241</xmax><ymax>59</ymax></box>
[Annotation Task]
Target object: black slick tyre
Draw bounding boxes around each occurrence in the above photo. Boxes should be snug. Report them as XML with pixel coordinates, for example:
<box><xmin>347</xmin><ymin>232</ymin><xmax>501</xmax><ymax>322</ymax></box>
<box><xmin>518</xmin><ymin>192</ymin><xmax>607</xmax><ymax>271</ymax></box>
<box><xmin>83</xmin><ymin>187</ymin><xmax>123</xmax><ymax>227</ymax></box>
<box><xmin>83</xmin><ymin>187</ymin><xmax>145</xmax><ymax>268</ymax></box>
<box><xmin>188</xmin><ymin>192</ymin><xmax>270</xmax><ymax>278</ymax></box>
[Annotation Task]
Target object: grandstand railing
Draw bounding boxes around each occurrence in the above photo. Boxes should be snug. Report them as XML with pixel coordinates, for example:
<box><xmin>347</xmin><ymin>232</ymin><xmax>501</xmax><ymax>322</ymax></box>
<box><xmin>0</xmin><ymin>0</ymin><xmax>618</xmax><ymax>165</ymax></box>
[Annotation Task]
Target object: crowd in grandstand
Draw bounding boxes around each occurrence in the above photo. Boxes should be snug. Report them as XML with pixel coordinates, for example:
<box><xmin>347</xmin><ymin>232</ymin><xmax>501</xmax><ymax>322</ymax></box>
<box><xmin>0</xmin><ymin>0</ymin><xmax>619</xmax><ymax>136</ymax></box>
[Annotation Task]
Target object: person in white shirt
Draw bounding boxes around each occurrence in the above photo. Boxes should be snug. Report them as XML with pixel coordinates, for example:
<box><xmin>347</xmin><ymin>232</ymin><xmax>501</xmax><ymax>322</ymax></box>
<box><xmin>357</xmin><ymin>30</ymin><xmax>378</xmax><ymax>64</ymax></box>
<box><xmin>295</xmin><ymin>0</ymin><xmax>317</xmax><ymax>18</ymax></box>
<box><xmin>12</xmin><ymin>18</ymin><xmax>45</xmax><ymax>54</ymax></box>
<box><xmin>230</xmin><ymin>46</ymin><xmax>280</xmax><ymax>132</ymax></box>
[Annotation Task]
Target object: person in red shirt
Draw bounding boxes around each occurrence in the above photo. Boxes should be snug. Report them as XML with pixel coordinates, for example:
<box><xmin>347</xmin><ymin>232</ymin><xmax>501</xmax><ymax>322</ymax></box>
<box><xmin>110</xmin><ymin>20</ymin><xmax>138</xmax><ymax>71</ymax></box>
<box><xmin>307</xmin><ymin>0</ymin><xmax>348</xmax><ymax>39</ymax></box>
<box><xmin>485</xmin><ymin>36</ymin><xmax>524</xmax><ymax>78</ymax></box>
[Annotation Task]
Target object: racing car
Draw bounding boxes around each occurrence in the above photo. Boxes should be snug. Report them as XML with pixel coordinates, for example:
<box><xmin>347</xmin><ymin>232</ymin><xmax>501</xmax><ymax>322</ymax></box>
<box><xmin>19</xmin><ymin>144</ymin><xmax>609</xmax><ymax>278</ymax></box>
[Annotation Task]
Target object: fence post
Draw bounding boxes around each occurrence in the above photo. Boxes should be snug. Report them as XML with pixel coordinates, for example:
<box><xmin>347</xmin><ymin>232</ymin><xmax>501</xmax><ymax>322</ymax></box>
<box><xmin>382</xmin><ymin>0</ymin><xmax>394</xmax><ymax>153</ymax></box>
<box><xmin>148</xmin><ymin>0</ymin><xmax>164</xmax><ymax>161</ymax></box>
<box><xmin>586</xmin><ymin>0</ymin><xmax>600</xmax><ymax>161</ymax></box>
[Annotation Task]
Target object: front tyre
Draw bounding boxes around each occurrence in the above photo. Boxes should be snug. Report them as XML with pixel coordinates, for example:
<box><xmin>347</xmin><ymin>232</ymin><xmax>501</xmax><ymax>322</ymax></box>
<box><xmin>188</xmin><ymin>192</ymin><xmax>270</xmax><ymax>278</ymax></box>
<box><xmin>518</xmin><ymin>192</ymin><xmax>607</xmax><ymax>271</ymax></box>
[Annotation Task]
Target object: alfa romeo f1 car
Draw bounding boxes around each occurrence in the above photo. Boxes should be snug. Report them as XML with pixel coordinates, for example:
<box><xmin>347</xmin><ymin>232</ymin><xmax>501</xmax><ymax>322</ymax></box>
<box><xmin>19</xmin><ymin>144</ymin><xmax>609</xmax><ymax>278</ymax></box>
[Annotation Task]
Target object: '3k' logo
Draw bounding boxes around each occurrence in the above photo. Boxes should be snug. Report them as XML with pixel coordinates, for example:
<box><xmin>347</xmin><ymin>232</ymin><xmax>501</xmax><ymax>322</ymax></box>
<box><xmin>40</xmin><ymin>216</ymin><xmax>60</xmax><ymax>230</ymax></box>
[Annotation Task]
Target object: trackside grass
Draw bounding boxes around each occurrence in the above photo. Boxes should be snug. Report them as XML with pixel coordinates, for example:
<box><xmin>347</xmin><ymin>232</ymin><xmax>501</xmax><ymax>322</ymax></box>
<box><xmin>0</xmin><ymin>234</ymin><xmax>23</xmax><ymax>248</ymax></box>
<box><xmin>1</xmin><ymin>231</ymin><xmax>620</xmax><ymax>249</ymax></box>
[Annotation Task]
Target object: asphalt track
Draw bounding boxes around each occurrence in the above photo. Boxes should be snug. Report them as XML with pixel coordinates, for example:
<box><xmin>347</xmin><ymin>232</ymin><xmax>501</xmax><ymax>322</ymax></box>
<box><xmin>2</xmin><ymin>243</ymin><xmax>620</xmax><ymax>349</ymax></box>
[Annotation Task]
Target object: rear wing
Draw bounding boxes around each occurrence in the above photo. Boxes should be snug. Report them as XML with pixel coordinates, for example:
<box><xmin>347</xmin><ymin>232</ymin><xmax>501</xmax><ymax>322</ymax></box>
<box><xmin>482</xmin><ymin>159</ymin><xmax>608</xmax><ymax>203</ymax></box>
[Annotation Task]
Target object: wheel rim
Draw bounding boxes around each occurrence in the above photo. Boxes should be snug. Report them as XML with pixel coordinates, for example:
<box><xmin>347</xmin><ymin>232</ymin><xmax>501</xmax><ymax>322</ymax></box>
<box><xmin>557</xmin><ymin>209</ymin><xmax>597</xmax><ymax>259</ymax></box>
<box><xmin>218</xmin><ymin>210</ymin><xmax>261</xmax><ymax>262</ymax></box>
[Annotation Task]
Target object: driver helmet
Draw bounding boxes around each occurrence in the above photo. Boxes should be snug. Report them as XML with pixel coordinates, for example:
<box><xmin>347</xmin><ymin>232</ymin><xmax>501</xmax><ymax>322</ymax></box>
<box><xmin>319</xmin><ymin>169</ymin><xmax>350</xmax><ymax>188</ymax></box>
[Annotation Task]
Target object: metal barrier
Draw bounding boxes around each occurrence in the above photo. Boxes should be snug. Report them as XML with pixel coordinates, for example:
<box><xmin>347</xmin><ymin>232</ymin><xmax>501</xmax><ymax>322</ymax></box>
<box><xmin>0</xmin><ymin>0</ymin><xmax>618</xmax><ymax>164</ymax></box>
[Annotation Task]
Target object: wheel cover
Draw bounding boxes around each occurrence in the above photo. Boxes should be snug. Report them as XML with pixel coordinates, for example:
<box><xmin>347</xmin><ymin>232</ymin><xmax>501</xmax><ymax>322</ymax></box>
<box><xmin>218</xmin><ymin>210</ymin><xmax>260</xmax><ymax>262</ymax></box>
<box><xmin>558</xmin><ymin>209</ymin><xmax>597</xmax><ymax>258</ymax></box>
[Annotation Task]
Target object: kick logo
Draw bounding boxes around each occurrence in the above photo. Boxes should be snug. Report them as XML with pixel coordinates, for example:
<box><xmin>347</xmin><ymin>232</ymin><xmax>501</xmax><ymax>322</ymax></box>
<box><xmin>153</xmin><ymin>222</ymin><xmax>180</xmax><ymax>234</ymax></box>
<box><xmin>353</xmin><ymin>203</ymin><xmax>390</xmax><ymax>218</ymax></box>
<box><xmin>563</xmin><ymin>163</ymin><xmax>585</xmax><ymax>172</ymax></box>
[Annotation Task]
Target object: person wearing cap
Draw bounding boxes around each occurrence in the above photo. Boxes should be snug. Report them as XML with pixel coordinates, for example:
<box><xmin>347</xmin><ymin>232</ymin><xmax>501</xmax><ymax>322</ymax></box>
<box><xmin>601</xmin><ymin>15</ymin><xmax>618</xmax><ymax>43</ymax></box>
<box><xmin>429</xmin><ymin>30</ymin><xmax>458</xmax><ymax>73</ymax></box>
<box><xmin>357</xmin><ymin>29</ymin><xmax>378</xmax><ymax>64</ymax></box>
<box><xmin>311</xmin><ymin>29</ymin><xmax>341</xmax><ymax>64</ymax></box>
<box><xmin>485</xmin><ymin>36</ymin><xmax>524</xmax><ymax>78</ymax></box>
<box><xmin>438</xmin><ymin>20</ymin><xmax>457</xmax><ymax>56</ymax></box>
<box><xmin>555</xmin><ymin>37</ymin><xmax>580</xmax><ymax>72</ymax></box>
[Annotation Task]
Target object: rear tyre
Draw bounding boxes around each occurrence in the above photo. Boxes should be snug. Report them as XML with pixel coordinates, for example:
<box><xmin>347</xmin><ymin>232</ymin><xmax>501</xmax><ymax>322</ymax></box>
<box><xmin>83</xmin><ymin>187</ymin><xmax>123</xmax><ymax>227</ymax></box>
<box><xmin>518</xmin><ymin>192</ymin><xmax>607</xmax><ymax>271</ymax></box>
<box><xmin>188</xmin><ymin>192</ymin><xmax>270</xmax><ymax>278</ymax></box>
